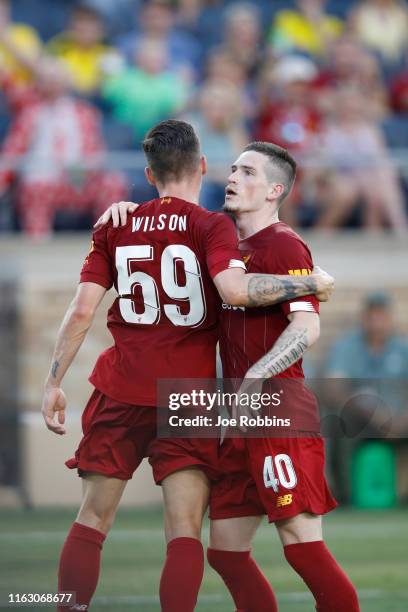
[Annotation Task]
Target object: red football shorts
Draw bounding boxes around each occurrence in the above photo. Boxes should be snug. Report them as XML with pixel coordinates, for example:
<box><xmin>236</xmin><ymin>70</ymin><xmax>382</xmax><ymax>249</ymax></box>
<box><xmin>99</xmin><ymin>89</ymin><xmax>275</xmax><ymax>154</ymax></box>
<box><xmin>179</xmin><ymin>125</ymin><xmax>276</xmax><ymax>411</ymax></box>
<box><xmin>66</xmin><ymin>389</ymin><xmax>220</xmax><ymax>483</ymax></box>
<box><xmin>210</xmin><ymin>436</ymin><xmax>337</xmax><ymax>523</ymax></box>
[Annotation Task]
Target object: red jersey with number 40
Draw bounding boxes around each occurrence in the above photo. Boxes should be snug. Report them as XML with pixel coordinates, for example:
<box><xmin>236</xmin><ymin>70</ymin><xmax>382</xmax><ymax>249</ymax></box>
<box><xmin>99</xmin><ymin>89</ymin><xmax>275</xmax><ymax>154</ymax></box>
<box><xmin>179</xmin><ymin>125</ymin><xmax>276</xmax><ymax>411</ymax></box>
<box><xmin>80</xmin><ymin>197</ymin><xmax>245</xmax><ymax>406</ymax></box>
<box><xmin>220</xmin><ymin>222</ymin><xmax>319</xmax><ymax>380</ymax></box>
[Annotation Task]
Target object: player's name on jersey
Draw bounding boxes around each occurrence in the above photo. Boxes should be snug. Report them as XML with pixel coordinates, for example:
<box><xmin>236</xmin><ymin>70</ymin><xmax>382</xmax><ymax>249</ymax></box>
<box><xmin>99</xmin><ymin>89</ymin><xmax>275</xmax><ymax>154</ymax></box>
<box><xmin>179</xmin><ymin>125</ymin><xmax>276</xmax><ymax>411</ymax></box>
<box><xmin>132</xmin><ymin>214</ymin><xmax>187</xmax><ymax>233</ymax></box>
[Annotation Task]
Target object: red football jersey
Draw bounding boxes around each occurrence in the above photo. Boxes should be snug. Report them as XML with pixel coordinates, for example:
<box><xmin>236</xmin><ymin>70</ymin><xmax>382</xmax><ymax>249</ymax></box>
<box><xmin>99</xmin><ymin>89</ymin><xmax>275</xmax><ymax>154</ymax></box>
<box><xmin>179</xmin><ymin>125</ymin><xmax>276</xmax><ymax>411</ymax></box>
<box><xmin>80</xmin><ymin>197</ymin><xmax>245</xmax><ymax>405</ymax></box>
<box><xmin>220</xmin><ymin>222</ymin><xmax>319</xmax><ymax>380</ymax></box>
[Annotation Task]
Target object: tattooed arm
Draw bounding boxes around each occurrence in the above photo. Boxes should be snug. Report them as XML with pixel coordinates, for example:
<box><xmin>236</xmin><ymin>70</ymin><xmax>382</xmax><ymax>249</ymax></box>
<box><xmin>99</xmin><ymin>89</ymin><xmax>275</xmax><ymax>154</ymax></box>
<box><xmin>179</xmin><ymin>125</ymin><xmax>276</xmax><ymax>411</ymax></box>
<box><xmin>214</xmin><ymin>266</ymin><xmax>333</xmax><ymax>307</ymax></box>
<box><xmin>246</xmin><ymin>312</ymin><xmax>320</xmax><ymax>379</ymax></box>
<box><xmin>41</xmin><ymin>282</ymin><xmax>106</xmax><ymax>435</ymax></box>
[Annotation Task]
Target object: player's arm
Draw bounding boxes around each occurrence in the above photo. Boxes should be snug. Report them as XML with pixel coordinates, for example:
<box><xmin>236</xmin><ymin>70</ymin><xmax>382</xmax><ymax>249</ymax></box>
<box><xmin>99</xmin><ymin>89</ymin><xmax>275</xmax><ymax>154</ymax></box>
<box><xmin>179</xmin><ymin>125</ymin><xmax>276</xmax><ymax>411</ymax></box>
<box><xmin>245</xmin><ymin>311</ymin><xmax>320</xmax><ymax>380</ymax></box>
<box><xmin>213</xmin><ymin>267</ymin><xmax>333</xmax><ymax>307</ymax></box>
<box><xmin>94</xmin><ymin>202</ymin><xmax>334</xmax><ymax>304</ymax></box>
<box><xmin>41</xmin><ymin>282</ymin><xmax>106</xmax><ymax>435</ymax></box>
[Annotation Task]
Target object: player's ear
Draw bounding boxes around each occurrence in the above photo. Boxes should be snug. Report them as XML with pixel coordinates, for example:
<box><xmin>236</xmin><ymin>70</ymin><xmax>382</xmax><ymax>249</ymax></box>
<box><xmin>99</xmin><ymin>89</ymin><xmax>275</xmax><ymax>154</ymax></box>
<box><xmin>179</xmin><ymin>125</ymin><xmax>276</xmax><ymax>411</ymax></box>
<box><xmin>268</xmin><ymin>182</ymin><xmax>285</xmax><ymax>202</ymax></box>
<box><xmin>145</xmin><ymin>167</ymin><xmax>156</xmax><ymax>186</ymax></box>
<box><xmin>200</xmin><ymin>155</ymin><xmax>207</xmax><ymax>176</ymax></box>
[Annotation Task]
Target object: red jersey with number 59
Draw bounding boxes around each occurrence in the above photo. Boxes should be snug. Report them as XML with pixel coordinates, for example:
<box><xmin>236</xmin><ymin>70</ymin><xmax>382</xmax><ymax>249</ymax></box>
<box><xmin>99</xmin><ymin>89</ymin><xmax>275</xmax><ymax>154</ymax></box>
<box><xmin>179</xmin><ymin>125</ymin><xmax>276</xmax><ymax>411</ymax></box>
<box><xmin>80</xmin><ymin>197</ymin><xmax>245</xmax><ymax>406</ymax></box>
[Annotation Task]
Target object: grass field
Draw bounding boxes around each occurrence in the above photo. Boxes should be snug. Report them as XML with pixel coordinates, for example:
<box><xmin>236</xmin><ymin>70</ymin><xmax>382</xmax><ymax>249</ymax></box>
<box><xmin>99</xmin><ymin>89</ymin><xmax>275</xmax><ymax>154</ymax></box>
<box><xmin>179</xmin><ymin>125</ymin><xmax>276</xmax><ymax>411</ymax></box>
<box><xmin>0</xmin><ymin>506</ymin><xmax>407</xmax><ymax>611</ymax></box>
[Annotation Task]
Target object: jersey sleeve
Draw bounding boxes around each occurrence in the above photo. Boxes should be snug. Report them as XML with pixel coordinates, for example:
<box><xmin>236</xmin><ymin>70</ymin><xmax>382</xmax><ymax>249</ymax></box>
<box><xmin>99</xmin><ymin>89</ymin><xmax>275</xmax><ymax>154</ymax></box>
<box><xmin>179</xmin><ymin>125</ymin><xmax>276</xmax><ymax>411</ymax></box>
<box><xmin>79</xmin><ymin>226</ymin><xmax>113</xmax><ymax>289</ymax></box>
<box><xmin>266</xmin><ymin>237</ymin><xmax>319</xmax><ymax>317</ymax></box>
<box><xmin>204</xmin><ymin>213</ymin><xmax>246</xmax><ymax>278</ymax></box>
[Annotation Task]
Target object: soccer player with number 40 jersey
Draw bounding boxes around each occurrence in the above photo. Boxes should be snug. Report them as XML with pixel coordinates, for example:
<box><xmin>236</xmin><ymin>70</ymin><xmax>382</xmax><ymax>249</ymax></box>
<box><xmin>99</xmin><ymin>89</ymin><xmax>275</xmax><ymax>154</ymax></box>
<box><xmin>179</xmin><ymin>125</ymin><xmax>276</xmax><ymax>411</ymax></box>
<box><xmin>208</xmin><ymin>142</ymin><xmax>360</xmax><ymax>612</ymax></box>
<box><xmin>41</xmin><ymin>120</ymin><xmax>333</xmax><ymax>612</ymax></box>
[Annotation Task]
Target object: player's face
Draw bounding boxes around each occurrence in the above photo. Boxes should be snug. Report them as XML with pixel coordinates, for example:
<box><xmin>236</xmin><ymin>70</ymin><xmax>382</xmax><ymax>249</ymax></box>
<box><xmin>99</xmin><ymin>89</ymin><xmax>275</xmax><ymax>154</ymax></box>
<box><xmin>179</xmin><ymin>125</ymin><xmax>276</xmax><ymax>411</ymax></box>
<box><xmin>224</xmin><ymin>151</ymin><xmax>273</xmax><ymax>214</ymax></box>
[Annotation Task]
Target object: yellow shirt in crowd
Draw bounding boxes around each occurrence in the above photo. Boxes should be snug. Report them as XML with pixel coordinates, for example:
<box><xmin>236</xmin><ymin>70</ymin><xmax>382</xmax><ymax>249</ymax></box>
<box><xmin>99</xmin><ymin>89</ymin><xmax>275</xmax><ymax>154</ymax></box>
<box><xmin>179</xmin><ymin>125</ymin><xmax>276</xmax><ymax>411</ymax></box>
<box><xmin>271</xmin><ymin>9</ymin><xmax>343</xmax><ymax>56</ymax></box>
<box><xmin>0</xmin><ymin>24</ymin><xmax>42</xmax><ymax>81</ymax></box>
<box><xmin>48</xmin><ymin>35</ymin><xmax>120</xmax><ymax>94</ymax></box>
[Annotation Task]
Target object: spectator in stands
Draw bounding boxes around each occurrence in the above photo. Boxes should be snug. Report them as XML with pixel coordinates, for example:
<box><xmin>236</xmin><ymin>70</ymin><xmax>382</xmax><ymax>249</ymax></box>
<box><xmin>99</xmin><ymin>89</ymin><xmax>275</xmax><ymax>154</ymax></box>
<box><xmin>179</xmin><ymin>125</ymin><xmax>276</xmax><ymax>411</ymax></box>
<box><xmin>0</xmin><ymin>0</ymin><xmax>42</xmax><ymax>84</ymax></box>
<box><xmin>220</xmin><ymin>2</ymin><xmax>263</xmax><ymax>81</ymax></box>
<box><xmin>324</xmin><ymin>291</ymin><xmax>408</xmax><ymax>501</ymax></box>
<box><xmin>348</xmin><ymin>0</ymin><xmax>408</xmax><ymax>67</ymax></box>
<box><xmin>47</xmin><ymin>3</ymin><xmax>122</xmax><ymax>98</ymax></box>
<box><xmin>256</xmin><ymin>55</ymin><xmax>320</xmax><ymax>153</ymax></box>
<box><xmin>255</xmin><ymin>55</ymin><xmax>321</xmax><ymax>224</ymax></box>
<box><xmin>102</xmin><ymin>38</ymin><xmax>188</xmax><ymax>142</ymax></box>
<box><xmin>175</xmin><ymin>0</ymin><xmax>205</xmax><ymax>34</ymax></box>
<box><xmin>82</xmin><ymin>0</ymin><xmax>141</xmax><ymax>39</ymax></box>
<box><xmin>204</xmin><ymin>47</ymin><xmax>256</xmax><ymax>122</ymax></box>
<box><xmin>313</xmin><ymin>87</ymin><xmax>407</xmax><ymax>231</ymax></box>
<box><xmin>314</xmin><ymin>35</ymin><xmax>389</xmax><ymax>121</ymax></box>
<box><xmin>117</xmin><ymin>0</ymin><xmax>201</xmax><ymax>84</ymax></box>
<box><xmin>175</xmin><ymin>0</ymin><xmax>226</xmax><ymax>52</ymax></box>
<box><xmin>0</xmin><ymin>56</ymin><xmax>127</xmax><ymax>238</ymax></box>
<box><xmin>269</xmin><ymin>0</ymin><xmax>344</xmax><ymax>58</ymax></box>
<box><xmin>185</xmin><ymin>79</ymin><xmax>249</xmax><ymax>211</ymax></box>
<box><xmin>205</xmin><ymin>47</ymin><xmax>247</xmax><ymax>89</ymax></box>
<box><xmin>391</xmin><ymin>52</ymin><xmax>408</xmax><ymax>114</ymax></box>
<box><xmin>326</xmin><ymin>291</ymin><xmax>408</xmax><ymax>380</ymax></box>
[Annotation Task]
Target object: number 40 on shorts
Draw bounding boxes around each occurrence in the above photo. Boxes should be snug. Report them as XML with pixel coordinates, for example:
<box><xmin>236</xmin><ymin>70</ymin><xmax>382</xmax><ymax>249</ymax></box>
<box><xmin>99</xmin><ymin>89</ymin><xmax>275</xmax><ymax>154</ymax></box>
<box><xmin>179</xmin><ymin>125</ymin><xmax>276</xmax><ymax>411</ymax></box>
<box><xmin>263</xmin><ymin>454</ymin><xmax>297</xmax><ymax>492</ymax></box>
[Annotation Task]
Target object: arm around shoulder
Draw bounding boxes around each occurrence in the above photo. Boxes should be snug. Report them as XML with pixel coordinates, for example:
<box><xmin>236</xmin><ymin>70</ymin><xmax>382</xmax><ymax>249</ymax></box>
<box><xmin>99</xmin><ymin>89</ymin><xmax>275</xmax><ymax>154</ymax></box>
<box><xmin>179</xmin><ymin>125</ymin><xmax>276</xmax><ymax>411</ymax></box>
<box><xmin>213</xmin><ymin>268</ymin><xmax>332</xmax><ymax>308</ymax></box>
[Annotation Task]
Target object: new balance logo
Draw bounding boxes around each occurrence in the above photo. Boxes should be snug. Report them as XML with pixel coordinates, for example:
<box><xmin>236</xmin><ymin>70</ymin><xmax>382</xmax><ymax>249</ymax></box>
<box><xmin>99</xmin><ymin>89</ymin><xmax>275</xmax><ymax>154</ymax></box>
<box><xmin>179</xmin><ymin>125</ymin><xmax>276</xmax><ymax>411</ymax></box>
<box><xmin>276</xmin><ymin>494</ymin><xmax>293</xmax><ymax>507</ymax></box>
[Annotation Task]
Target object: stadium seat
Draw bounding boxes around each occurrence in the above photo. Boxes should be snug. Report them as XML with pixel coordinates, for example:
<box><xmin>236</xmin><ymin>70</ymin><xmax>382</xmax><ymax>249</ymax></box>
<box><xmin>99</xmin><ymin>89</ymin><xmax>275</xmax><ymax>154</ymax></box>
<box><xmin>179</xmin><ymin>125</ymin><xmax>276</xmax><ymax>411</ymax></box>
<box><xmin>102</xmin><ymin>114</ymin><xmax>136</xmax><ymax>151</ymax></box>
<box><xmin>11</xmin><ymin>0</ymin><xmax>71</xmax><ymax>41</ymax></box>
<box><xmin>382</xmin><ymin>116</ymin><xmax>408</xmax><ymax>149</ymax></box>
<box><xmin>326</xmin><ymin>0</ymin><xmax>354</xmax><ymax>19</ymax></box>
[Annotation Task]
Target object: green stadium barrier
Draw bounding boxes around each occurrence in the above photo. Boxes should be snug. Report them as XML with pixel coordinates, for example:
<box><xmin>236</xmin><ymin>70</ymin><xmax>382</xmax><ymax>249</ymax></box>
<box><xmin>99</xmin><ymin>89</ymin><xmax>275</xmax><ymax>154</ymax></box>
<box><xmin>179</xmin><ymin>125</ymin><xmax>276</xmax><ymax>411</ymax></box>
<box><xmin>351</xmin><ymin>441</ymin><xmax>397</xmax><ymax>509</ymax></box>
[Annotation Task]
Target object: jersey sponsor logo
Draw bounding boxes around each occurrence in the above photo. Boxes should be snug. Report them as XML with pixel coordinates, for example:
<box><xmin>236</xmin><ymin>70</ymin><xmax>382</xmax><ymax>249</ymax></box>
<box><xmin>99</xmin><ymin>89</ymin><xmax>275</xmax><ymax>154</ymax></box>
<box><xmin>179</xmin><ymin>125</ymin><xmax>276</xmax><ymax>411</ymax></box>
<box><xmin>83</xmin><ymin>239</ymin><xmax>95</xmax><ymax>266</ymax></box>
<box><xmin>288</xmin><ymin>268</ymin><xmax>311</xmax><ymax>276</ymax></box>
<box><xmin>276</xmin><ymin>494</ymin><xmax>293</xmax><ymax>507</ymax></box>
<box><xmin>222</xmin><ymin>303</ymin><xmax>245</xmax><ymax>311</ymax></box>
<box><xmin>132</xmin><ymin>214</ymin><xmax>187</xmax><ymax>233</ymax></box>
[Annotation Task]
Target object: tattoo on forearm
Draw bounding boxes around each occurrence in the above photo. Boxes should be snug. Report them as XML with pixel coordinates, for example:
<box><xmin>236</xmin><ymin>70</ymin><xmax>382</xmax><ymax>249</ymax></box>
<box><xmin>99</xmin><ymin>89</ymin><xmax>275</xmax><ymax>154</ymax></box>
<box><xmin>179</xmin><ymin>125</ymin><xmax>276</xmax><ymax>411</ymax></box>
<box><xmin>51</xmin><ymin>360</ymin><xmax>60</xmax><ymax>378</ymax></box>
<box><xmin>250</xmin><ymin>328</ymin><xmax>309</xmax><ymax>378</ymax></box>
<box><xmin>247</xmin><ymin>275</ymin><xmax>317</xmax><ymax>307</ymax></box>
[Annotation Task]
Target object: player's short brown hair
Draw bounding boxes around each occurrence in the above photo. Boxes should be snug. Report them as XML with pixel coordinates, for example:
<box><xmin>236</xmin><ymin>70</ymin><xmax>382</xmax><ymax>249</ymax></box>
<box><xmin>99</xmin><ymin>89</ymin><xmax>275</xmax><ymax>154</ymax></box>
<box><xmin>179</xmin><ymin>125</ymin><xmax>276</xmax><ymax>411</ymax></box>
<box><xmin>244</xmin><ymin>141</ymin><xmax>297</xmax><ymax>203</ymax></box>
<box><xmin>143</xmin><ymin>120</ymin><xmax>201</xmax><ymax>184</ymax></box>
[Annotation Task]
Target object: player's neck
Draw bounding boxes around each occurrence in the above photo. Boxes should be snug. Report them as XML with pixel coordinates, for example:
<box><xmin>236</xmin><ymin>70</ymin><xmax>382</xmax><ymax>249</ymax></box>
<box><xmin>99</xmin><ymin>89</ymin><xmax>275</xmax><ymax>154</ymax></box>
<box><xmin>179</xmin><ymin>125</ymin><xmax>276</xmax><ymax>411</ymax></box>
<box><xmin>235</xmin><ymin>209</ymin><xmax>280</xmax><ymax>240</ymax></box>
<box><xmin>157</xmin><ymin>182</ymin><xmax>200</xmax><ymax>205</ymax></box>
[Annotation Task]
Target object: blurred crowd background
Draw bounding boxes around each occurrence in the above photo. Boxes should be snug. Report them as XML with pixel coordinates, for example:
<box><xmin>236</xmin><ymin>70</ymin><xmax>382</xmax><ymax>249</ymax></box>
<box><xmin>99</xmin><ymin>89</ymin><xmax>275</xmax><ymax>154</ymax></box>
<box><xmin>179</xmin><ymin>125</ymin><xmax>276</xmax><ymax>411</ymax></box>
<box><xmin>1</xmin><ymin>0</ymin><xmax>408</xmax><ymax>237</ymax></box>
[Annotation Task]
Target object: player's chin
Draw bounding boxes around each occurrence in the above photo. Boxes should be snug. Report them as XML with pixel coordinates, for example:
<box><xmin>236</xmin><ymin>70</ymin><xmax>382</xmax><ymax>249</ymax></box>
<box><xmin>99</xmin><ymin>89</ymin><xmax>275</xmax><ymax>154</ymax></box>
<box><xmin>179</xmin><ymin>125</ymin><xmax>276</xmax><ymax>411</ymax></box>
<box><xmin>223</xmin><ymin>198</ymin><xmax>240</xmax><ymax>213</ymax></box>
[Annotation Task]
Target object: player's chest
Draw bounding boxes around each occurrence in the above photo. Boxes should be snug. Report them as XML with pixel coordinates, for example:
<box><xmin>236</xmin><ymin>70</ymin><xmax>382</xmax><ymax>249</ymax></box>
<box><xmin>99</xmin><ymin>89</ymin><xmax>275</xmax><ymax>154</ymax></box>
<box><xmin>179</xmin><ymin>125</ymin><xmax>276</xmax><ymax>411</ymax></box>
<box><xmin>239</xmin><ymin>247</ymin><xmax>263</xmax><ymax>274</ymax></box>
